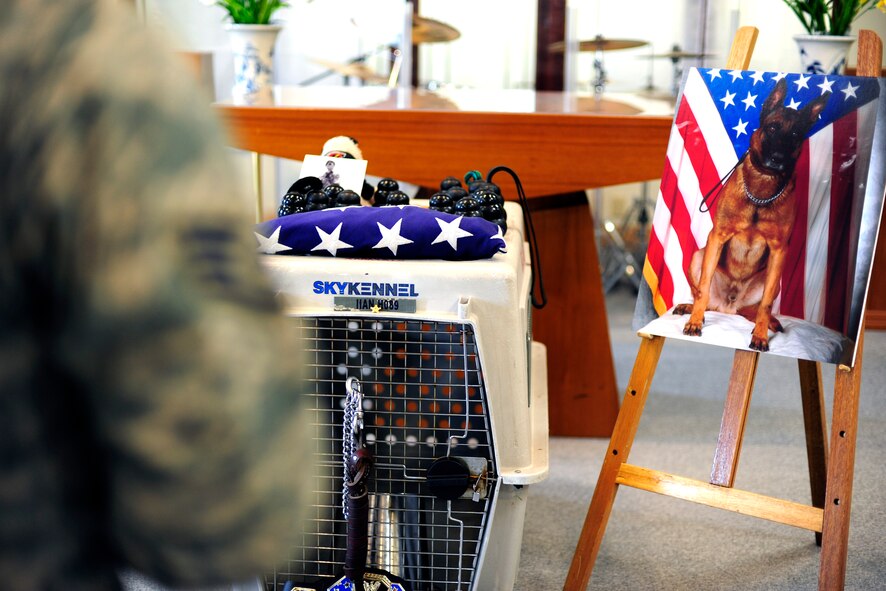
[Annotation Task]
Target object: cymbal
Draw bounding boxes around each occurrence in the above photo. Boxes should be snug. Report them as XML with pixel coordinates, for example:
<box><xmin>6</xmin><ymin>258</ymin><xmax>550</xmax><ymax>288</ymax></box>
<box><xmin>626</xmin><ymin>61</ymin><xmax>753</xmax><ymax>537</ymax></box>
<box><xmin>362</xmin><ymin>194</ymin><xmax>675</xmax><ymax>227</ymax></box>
<box><xmin>640</xmin><ymin>51</ymin><xmax>715</xmax><ymax>60</ymax></box>
<box><xmin>413</xmin><ymin>16</ymin><xmax>460</xmax><ymax>43</ymax></box>
<box><xmin>549</xmin><ymin>35</ymin><xmax>648</xmax><ymax>53</ymax></box>
<box><xmin>311</xmin><ymin>58</ymin><xmax>387</xmax><ymax>84</ymax></box>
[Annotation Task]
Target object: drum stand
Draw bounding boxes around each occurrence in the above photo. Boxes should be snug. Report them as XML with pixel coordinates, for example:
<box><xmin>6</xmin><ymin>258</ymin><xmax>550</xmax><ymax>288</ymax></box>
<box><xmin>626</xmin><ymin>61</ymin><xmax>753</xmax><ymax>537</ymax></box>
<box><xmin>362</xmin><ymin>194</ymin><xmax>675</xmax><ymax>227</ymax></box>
<box><xmin>592</xmin><ymin>49</ymin><xmax>607</xmax><ymax>97</ymax></box>
<box><xmin>593</xmin><ymin>183</ymin><xmax>652</xmax><ymax>293</ymax></box>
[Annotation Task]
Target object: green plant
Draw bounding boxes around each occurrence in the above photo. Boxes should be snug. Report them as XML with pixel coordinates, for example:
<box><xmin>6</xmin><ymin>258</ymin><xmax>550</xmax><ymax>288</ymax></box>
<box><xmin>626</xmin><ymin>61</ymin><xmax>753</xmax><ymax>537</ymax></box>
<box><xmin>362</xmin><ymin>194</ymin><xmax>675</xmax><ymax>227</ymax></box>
<box><xmin>782</xmin><ymin>0</ymin><xmax>886</xmax><ymax>35</ymax></box>
<box><xmin>215</xmin><ymin>0</ymin><xmax>290</xmax><ymax>25</ymax></box>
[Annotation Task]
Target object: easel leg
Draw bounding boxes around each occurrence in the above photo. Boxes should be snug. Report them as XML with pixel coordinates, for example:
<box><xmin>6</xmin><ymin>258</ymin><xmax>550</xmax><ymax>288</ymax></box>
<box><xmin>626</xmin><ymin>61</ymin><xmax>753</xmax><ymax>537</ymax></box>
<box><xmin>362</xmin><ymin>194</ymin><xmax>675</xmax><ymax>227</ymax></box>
<box><xmin>818</xmin><ymin>330</ymin><xmax>864</xmax><ymax>590</ymax></box>
<box><xmin>799</xmin><ymin>359</ymin><xmax>828</xmax><ymax>546</ymax></box>
<box><xmin>563</xmin><ymin>335</ymin><xmax>664</xmax><ymax>590</ymax></box>
<box><xmin>710</xmin><ymin>350</ymin><xmax>759</xmax><ymax>487</ymax></box>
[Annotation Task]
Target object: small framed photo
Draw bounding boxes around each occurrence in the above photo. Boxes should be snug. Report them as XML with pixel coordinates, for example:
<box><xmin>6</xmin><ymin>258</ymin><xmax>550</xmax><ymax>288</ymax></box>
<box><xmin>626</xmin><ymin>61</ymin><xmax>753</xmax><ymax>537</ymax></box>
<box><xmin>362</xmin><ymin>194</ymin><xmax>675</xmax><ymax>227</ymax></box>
<box><xmin>300</xmin><ymin>154</ymin><xmax>368</xmax><ymax>193</ymax></box>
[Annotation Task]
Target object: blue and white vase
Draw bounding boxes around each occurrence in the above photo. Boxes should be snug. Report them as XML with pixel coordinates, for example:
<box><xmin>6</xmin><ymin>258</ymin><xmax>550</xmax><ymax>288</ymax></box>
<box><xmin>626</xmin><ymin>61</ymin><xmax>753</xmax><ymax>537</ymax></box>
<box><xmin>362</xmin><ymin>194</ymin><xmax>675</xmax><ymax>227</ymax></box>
<box><xmin>794</xmin><ymin>34</ymin><xmax>855</xmax><ymax>76</ymax></box>
<box><xmin>226</xmin><ymin>24</ymin><xmax>283</xmax><ymax>106</ymax></box>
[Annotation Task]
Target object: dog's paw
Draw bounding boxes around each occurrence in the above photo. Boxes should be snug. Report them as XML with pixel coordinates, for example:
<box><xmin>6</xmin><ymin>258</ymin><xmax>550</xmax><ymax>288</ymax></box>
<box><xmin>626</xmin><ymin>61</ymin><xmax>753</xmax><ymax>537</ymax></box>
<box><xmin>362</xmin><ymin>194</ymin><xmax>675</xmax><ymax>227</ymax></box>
<box><xmin>769</xmin><ymin>316</ymin><xmax>784</xmax><ymax>333</ymax></box>
<box><xmin>683</xmin><ymin>318</ymin><xmax>703</xmax><ymax>337</ymax></box>
<box><xmin>749</xmin><ymin>335</ymin><xmax>770</xmax><ymax>352</ymax></box>
<box><xmin>673</xmin><ymin>303</ymin><xmax>693</xmax><ymax>316</ymax></box>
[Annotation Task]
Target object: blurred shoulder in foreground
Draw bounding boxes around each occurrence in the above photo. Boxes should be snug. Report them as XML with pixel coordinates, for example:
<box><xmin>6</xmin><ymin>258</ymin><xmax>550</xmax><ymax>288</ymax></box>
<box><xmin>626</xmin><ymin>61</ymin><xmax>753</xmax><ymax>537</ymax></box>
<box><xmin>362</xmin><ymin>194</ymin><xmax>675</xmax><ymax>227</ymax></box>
<box><xmin>0</xmin><ymin>1</ymin><xmax>308</xmax><ymax>589</ymax></box>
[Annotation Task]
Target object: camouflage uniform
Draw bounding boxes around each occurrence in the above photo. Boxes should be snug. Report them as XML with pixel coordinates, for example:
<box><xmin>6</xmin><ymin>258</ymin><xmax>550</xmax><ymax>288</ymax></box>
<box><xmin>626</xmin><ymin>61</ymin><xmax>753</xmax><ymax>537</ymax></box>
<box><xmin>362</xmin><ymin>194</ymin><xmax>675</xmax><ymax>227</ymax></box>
<box><xmin>0</xmin><ymin>1</ymin><xmax>308</xmax><ymax>589</ymax></box>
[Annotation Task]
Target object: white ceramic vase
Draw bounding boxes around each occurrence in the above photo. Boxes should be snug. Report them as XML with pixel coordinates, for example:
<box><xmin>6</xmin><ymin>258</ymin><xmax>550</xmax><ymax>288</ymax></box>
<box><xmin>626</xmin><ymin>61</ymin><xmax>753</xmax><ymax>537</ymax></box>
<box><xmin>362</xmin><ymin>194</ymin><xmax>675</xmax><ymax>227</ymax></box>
<box><xmin>226</xmin><ymin>24</ymin><xmax>282</xmax><ymax>106</ymax></box>
<box><xmin>794</xmin><ymin>34</ymin><xmax>855</xmax><ymax>76</ymax></box>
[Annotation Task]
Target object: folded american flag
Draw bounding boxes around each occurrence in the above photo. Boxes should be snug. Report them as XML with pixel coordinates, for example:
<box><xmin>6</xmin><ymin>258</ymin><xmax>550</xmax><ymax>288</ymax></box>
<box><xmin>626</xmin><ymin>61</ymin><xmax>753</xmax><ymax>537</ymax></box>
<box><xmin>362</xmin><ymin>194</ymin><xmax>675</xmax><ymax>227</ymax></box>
<box><xmin>254</xmin><ymin>205</ymin><xmax>506</xmax><ymax>260</ymax></box>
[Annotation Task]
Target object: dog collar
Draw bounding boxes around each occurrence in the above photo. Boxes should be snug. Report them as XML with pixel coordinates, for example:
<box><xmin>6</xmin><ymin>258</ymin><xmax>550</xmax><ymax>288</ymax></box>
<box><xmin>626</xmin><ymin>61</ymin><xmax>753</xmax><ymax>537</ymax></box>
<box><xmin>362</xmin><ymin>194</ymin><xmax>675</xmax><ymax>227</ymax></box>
<box><xmin>743</xmin><ymin>178</ymin><xmax>787</xmax><ymax>206</ymax></box>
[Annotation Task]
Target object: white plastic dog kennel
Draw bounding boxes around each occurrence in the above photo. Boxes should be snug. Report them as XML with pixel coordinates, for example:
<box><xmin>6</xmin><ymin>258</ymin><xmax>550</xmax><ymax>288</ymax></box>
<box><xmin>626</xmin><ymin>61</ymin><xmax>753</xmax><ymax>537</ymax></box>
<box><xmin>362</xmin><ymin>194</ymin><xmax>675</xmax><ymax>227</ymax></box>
<box><xmin>261</xmin><ymin>201</ymin><xmax>548</xmax><ymax>591</ymax></box>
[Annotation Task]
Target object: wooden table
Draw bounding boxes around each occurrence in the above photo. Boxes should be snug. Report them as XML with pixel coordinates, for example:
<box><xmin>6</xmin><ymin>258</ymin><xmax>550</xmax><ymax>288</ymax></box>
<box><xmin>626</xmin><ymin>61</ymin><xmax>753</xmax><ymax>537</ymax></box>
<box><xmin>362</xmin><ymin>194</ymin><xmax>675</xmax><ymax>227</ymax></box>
<box><xmin>216</xmin><ymin>87</ymin><xmax>674</xmax><ymax>197</ymax></box>
<box><xmin>215</xmin><ymin>86</ymin><xmax>676</xmax><ymax>437</ymax></box>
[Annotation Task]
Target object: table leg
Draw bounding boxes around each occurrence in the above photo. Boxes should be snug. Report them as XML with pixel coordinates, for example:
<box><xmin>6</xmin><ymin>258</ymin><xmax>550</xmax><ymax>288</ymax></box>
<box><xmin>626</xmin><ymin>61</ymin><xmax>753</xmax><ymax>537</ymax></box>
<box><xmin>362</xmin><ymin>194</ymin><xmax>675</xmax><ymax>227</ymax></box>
<box><xmin>530</xmin><ymin>193</ymin><xmax>619</xmax><ymax>437</ymax></box>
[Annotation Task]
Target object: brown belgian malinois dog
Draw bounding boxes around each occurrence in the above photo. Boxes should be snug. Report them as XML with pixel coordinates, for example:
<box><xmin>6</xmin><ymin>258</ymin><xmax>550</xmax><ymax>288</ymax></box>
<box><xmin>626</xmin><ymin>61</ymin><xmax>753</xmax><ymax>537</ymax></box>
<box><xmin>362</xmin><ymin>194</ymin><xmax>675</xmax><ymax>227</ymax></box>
<box><xmin>674</xmin><ymin>78</ymin><xmax>830</xmax><ymax>351</ymax></box>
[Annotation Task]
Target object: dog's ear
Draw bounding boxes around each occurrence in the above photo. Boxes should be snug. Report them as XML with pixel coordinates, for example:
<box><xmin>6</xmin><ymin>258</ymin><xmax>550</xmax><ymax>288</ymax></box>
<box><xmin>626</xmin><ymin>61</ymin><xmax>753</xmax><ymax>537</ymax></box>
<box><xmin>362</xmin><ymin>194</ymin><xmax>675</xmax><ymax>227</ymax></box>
<box><xmin>801</xmin><ymin>92</ymin><xmax>830</xmax><ymax>127</ymax></box>
<box><xmin>761</xmin><ymin>78</ymin><xmax>788</xmax><ymax>121</ymax></box>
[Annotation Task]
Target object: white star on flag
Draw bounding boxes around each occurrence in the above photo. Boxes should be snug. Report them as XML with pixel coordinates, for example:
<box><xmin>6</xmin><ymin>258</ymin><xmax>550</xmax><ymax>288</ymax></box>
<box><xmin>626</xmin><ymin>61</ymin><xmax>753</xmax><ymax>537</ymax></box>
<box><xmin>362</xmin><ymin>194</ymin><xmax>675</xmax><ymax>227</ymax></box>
<box><xmin>750</xmin><ymin>71</ymin><xmax>766</xmax><ymax>85</ymax></box>
<box><xmin>431</xmin><ymin>216</ymin><xmax>473</xmax><ymax>250</ymax></box>
<box><xmin>732</xmin><ymin>118</ymin><xmax>749</xmax><ymax>137</ymax></box>
<box><xmin>311</xmin><ymin>222</ymin><xmax>353</xmax><ymax>256</ymax></box>
<box><xmin>707</xmin><ymin>69</ymin><xmax>722</xmax><ymax>80</ymax></box>
<box><xmin>254</xmin><ymin>226</ymin><xmax>291</xmax><ymax>254</ymax></box>
<box><xmin>818</xmin><ymin>77</ymin><xmax>835</xmax><ymax>94</ymax></box>
<box><xmin>772</xmin><ymin>72</ymin><xmax>788</xmax><ymax>82</ymax></box>
<box><xmin>728</xmin><ymin>70</ymin><xmax>743</xmax><ymax>82</ymax></box>
<box><xmin>720</xmin><ymin>90</ymin><xmax>736</xmax><ymax>108</ymax></box>
<box><xmin>841</xmin><ymin>81</ymin><xmax>859</xmax><ymax>100</ymax></box>
<box><xmin>372</xmin><ymin>219</ymin><xmax>413</xmax><ymax>256</ymax></box>
<box><xmin>490</xmin><ymin>225</ymin><xmax>505</xmax><ymax>243</ymax></box>
<box><xmin>793</xmin><ymin>74</ymin><xmax>810</xmax><ymax>90</ymax></box>
<box><xmin>786</xmin><ymin>98</ymin><xmax>802</xmax><ymax>110</ymax></box>
<box><xmin>741</xmin><ymin>91</ymin><xmax>757</xmax><ymax>110</ymax></box>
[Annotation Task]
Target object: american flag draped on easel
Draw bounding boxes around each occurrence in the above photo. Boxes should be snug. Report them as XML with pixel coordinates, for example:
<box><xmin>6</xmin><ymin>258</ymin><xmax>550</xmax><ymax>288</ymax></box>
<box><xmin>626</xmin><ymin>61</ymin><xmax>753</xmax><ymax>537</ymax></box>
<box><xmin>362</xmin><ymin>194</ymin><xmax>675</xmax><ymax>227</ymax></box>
<box><xmin>642</xmin><ymin>67</ymin><xmax>880</xmax><ymax>334</ymax></box>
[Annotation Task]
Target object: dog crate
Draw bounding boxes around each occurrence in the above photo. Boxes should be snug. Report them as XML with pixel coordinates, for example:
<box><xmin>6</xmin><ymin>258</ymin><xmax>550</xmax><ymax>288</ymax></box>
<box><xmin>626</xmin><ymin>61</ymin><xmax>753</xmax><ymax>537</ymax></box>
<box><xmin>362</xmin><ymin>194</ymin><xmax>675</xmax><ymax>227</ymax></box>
<box><xmin>260</xmin><ymin>202</ymin><xmax>548</xmax><ymax>591</ymax></box>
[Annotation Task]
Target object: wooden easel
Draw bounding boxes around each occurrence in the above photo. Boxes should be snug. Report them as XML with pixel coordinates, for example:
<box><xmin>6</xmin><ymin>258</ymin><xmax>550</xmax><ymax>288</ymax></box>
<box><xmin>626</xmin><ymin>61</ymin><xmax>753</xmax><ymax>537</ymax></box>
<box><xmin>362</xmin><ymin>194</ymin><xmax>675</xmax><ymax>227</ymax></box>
<box><xmin>563</xmin><ymin>27</ymin><xmax>883</xmax><ymax>591</ymax></box>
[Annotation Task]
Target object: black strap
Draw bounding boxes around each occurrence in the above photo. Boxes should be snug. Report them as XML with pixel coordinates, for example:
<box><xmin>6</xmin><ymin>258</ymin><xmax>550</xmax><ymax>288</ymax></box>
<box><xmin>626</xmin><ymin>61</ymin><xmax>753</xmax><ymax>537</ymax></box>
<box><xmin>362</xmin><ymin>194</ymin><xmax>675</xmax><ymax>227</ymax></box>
<box><xmin>699</xmin><ymin>150</ymin><xmax>748</xmax><ymax>213</ymax></box>
<box><xmin>487</xmin><ymin>166</ymin><xmax>547</xmax><ymax>309</ymax></box>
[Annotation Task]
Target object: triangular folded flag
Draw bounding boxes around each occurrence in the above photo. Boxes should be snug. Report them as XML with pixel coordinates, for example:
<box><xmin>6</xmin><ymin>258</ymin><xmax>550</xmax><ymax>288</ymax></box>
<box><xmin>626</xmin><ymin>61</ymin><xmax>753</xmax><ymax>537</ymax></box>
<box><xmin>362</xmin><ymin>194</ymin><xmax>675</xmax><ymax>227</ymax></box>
<box><xmin>254</xmin><ymin>205</ymin><xmax>507</xmax><ymax>261</ymax></box>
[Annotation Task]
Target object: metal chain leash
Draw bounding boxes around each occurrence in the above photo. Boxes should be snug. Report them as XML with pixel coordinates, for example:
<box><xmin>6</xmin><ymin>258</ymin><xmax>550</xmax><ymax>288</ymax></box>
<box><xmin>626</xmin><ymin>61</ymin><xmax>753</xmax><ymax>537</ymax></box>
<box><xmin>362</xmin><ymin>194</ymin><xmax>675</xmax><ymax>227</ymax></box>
<box><xmin>342</xmin><ymin>376</ymin><xmax>363</xmax><ymax>519</ymax></box>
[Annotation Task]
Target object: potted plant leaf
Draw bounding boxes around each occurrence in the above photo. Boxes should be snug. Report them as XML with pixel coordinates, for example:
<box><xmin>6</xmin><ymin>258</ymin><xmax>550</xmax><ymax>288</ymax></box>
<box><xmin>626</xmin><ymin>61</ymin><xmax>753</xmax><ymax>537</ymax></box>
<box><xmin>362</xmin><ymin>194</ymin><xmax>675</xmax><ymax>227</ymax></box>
<box><xmin>782</xmin><ymin>0</ymin><xmax>886</xmax><ymax>74</ymax></box>
<box><xmin>216</xmin><ymin>0</ymin><xmax>290</xmax><ymax>24</ymax></box>
<box><xmin>213</xmin><ymin>0</ymin><xmax>291</xmax><ymax>104</ymax></box>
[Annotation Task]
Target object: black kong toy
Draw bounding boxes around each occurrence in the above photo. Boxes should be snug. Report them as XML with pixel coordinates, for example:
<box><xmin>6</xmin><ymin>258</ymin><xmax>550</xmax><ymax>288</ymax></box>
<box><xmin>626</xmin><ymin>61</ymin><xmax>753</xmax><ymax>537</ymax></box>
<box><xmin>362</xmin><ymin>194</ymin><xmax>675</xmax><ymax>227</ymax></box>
<box><xmin>377</xmin><ymin>178</ymin><xmax>399</xmax><ymax>192</ymax></box>
<box><xmin>305</xmin><ymin>190</ymin><xmax>329</xmax><ymax>212</ymax></box>
<box><xmin>386</xmin><ymin>190</ymin><xmax>410</xmax><ymax>206</ymax></box>
<box><xmin>428</xmin><ymin>191</ymin><xmax>454</xmax><ymax>214</ymax></box>
<box><xmin>292</xmin><ymin>176</ymin><xmax>323</xmax><ymax>194</ymax></box>
<box><xmin>440</xmin><ymin>176</ymin><xmax>462</xmax><ymax>191</ymax></box>
<box><xmin>372</xmin><ymin>178</ymin><xmax>410</xmax><ymax>207</ymax></box>
<box><xmin>373</xmin><ymin>190</ymin><xmax>389</xmax><ymax>207</ymax></box>
<box><xmin>323</xmin><ymin>183</ymin><xmax>344</xmax><ymax>199</ymax></box>
<box><xmin>427</xmin><ymin>171</ymin><xmax>508</xmax><ymax>232</ymax></box>
<box><xmin>446</xmin><ymin>186</ymin><xmax>468</xmax><ymax>201</ymax></box>
<box><xmin>335</xmin><ymin>189</ymin><xmax>361</xmax><ymax>207</ymax></box>
<box><xmin>277</xmin><ymin>191</ymin><xmax>308</xmax><ymax>217</ymax></box>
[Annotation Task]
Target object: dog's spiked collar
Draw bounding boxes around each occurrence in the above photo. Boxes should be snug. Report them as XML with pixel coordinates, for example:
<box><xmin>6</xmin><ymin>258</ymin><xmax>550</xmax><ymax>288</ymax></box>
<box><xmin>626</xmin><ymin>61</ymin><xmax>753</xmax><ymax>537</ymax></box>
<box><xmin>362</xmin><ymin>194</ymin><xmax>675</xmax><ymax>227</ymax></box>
<box><xmin>743</xmin><ymin>177</ymin><xmax>787</xmax><ymax>206</ymax></box>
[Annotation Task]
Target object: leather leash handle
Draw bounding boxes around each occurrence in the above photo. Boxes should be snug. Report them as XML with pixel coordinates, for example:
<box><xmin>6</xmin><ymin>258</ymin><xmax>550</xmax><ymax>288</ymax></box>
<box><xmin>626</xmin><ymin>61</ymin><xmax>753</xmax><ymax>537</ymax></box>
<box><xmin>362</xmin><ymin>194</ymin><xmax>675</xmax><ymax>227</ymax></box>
<box><xmin>344</xmin><ymin>449</ymin><xmax>373</xmax><ymax>587</ymax></box>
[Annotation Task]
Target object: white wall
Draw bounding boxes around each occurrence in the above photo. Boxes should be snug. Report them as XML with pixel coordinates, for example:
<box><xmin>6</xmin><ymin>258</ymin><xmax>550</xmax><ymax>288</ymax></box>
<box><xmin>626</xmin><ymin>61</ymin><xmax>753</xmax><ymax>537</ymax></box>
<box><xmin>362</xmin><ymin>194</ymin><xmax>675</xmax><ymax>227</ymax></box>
<box><xmin>142</xmin><ymin>1</ymin><xmax>696</xmax><ymax>95</ymax></box>
<box><xmin>144</xmin><ymin>1</ymin><xmax>886</xmax><ymax>98</ymax></box>
<box><xmin>417</xmin><ymin>0</ymin><xmax>537</xmax><ymax>89</ymax></box>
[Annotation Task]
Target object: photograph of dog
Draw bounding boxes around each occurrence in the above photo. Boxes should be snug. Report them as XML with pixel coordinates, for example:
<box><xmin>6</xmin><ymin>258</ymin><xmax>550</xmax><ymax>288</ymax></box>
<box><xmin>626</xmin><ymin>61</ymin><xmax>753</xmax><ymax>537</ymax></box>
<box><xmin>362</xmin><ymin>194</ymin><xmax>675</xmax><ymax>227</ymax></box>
<box><xmin>633</xmin><ymin>68</ymin><xmax>884</xmax><ymax>364</ymax></box>
<box><xmin>674</xmin><ymin>79</ymin><xmax>829</xmax><ymax>352</ymax></box>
